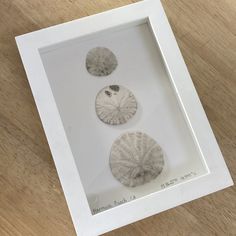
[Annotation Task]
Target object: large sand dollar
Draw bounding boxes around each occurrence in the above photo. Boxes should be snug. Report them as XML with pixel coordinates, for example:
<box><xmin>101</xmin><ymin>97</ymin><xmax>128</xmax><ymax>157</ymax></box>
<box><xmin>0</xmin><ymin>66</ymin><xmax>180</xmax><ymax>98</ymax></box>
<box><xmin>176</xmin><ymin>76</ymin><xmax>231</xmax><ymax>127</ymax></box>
<box><xmin>110</xmin><ymin>131</ymin><xmax>165</xmax><ymax>187</ymax></box>
<box><xmin>86</xmin><ymin>47</ymin><xmax>118</xmax><ymax>76</ymax></box>
<box><xmin>95</xmin><ymin>85</ymin><xmax>137</xmax><ymax>125</ymax></box>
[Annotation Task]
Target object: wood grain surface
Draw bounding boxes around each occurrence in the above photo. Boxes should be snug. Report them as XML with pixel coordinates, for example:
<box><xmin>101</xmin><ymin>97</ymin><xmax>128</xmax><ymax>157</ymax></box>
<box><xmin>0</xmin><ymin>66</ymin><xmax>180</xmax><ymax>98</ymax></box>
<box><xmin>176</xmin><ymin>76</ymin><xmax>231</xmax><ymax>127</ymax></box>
<box><xmin>0</xmin><ymin>0</ymin><xmax>236</xmax><ymax>235</ymax></box>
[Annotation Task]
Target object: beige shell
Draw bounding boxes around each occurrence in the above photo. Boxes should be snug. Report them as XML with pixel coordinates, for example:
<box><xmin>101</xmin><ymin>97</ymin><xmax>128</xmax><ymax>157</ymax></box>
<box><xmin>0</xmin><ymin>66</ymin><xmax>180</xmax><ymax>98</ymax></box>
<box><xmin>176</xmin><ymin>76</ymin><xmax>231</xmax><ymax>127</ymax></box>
<box><xmin>110</xmin><ymin>132</ymin><xmax>164</xmax><ymax>187</ymax></box>
<box><xmin>86</xmin><ymin>47</ymin><xmax>118</xmax><ymax>76</ymax></box>
<box><xmin>95</xmin><ymin>85</ymin><xmax>137</xmax><ymax>125</ymax></box>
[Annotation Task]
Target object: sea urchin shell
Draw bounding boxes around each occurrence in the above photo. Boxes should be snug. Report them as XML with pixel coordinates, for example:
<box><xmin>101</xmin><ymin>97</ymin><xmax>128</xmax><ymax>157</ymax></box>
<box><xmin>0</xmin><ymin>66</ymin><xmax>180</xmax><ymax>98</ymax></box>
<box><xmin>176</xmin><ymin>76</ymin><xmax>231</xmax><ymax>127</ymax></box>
<box><xmin>110</xmin><ymin>132</ymin><xmax>164</xmax><ymax>187</ymax></box>
<box><xmin>86</xmin><ymin>47</ymin><xmax>118</xmax><ymax>76</ymax></box>
<box><xmin>95</xmin><ymin>85</ymin><xmax>137</xmax><ymax>125</ymax></box>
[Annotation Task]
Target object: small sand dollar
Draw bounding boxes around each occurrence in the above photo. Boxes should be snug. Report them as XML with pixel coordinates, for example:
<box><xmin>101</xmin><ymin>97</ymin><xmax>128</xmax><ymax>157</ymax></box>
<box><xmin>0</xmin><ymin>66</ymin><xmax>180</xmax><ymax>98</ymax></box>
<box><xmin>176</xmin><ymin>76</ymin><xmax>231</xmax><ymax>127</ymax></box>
<box><xmin>95</xmin><ymin>85</ymin><xmax>137</xmax><ymax>125</ymax></box>
<box><xmin>86</xmin><ymin>47</ymin><xmax>118</xmax><ymax>76</ymax></box>
<box><xmin>110</xmin><ymin>132</ymin><xmax>164</xmax><ymax>187</ymax></box>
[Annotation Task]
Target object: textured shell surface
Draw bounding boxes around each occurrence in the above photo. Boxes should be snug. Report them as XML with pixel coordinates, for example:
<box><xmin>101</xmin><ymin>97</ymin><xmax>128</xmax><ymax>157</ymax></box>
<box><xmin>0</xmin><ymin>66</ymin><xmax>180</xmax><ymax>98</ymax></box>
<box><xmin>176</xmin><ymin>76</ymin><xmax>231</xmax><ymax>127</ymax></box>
<box><xmin>95</xmin><ymin>85</ymin><xmax>137</xmax><ymax>125</ymax></box>
<box><xmin>86</xmin><ymin>47</ymin><xmax>118</xmax><ymax>76</ymax></box>
<box><xmin>110</xmin><ymin>132</ymin><xmax>164</xmax><ymax>187</ymax></box>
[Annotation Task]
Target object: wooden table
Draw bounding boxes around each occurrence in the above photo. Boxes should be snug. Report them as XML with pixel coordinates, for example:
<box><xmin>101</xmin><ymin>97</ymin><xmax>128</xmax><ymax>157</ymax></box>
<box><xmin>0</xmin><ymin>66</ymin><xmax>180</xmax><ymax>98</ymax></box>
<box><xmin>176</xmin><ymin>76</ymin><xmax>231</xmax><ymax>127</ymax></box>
<box><xmin>0</xmin><ymin>0</ymin><xmax>235</xmax><ymax>235</ymax></box>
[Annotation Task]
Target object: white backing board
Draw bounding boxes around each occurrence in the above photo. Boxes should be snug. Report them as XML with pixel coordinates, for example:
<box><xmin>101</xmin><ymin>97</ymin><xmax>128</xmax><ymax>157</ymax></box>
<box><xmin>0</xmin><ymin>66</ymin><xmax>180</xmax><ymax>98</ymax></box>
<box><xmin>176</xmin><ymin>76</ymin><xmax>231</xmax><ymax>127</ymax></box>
<box><xmin>40</xmin><ymin>23</ymin><xmax>207</xmax><ymax>214</ymax></box>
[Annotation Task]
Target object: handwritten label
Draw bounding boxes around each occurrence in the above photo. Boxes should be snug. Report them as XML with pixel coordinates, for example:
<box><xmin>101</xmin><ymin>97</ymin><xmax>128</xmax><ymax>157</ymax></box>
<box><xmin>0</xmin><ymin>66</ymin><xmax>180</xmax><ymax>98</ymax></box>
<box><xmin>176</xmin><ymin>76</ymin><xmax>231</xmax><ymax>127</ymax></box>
<box><xmin>92</xmin><ymin>195</ymin><xmax>136</xmax><ymax>214</ymax></box>
<box><xmin>161</xmin><ymin>178</ymin><xmax>178</xmax><ymax>189</ymax></box>
<box><xmin>161</xmin><ymin>171</ymin><xmax>197</xmax><ymax>189</ymax></box>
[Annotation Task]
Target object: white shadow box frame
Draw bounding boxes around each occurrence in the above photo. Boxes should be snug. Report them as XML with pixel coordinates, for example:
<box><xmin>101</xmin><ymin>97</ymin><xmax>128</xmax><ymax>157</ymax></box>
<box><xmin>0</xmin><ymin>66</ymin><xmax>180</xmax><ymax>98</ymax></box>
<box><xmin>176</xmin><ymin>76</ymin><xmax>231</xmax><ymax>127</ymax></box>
<box><xmin>16</xmin><ymin>0</ymin><xmax>233</xmax><ymax>235</ymax></box>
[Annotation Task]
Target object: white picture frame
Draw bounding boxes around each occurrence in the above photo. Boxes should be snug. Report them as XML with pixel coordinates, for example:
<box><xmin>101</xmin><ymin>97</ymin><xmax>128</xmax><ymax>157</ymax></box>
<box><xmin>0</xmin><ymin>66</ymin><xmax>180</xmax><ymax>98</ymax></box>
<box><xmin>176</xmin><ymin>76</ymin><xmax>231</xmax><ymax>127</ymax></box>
<box><xmin>16</xmin><ymin>0</ymin><xmax>233</xmax><ymax>235</ymax></box>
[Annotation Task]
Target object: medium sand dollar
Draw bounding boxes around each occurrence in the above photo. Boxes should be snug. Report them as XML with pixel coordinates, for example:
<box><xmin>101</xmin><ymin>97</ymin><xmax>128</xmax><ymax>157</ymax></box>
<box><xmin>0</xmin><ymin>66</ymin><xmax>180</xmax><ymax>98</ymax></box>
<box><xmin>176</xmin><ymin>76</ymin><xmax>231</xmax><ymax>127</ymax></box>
<box><xmin>86</xmin><ymin>47</ymin><xmax>118</xmax><ymax>76</ymax></box>
<box><xmin>95</xmin><ymin>85</ymin><xmax>137</xmax><ymax>125</ymax></box>
<box><xmin>110</xmin><ymin>131</ymin><xmax>164</xmax><ymax>187</ymax></box>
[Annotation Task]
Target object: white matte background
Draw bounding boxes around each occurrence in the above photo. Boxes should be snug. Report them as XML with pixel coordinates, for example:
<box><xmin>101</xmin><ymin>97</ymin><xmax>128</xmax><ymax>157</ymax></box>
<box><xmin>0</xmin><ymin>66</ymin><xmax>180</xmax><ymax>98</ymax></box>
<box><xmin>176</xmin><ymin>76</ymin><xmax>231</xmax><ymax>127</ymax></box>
<box><xmin>40</xmin><ymin>23</ymin><xmax>207</xmax><ymax>214</ymax></box>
